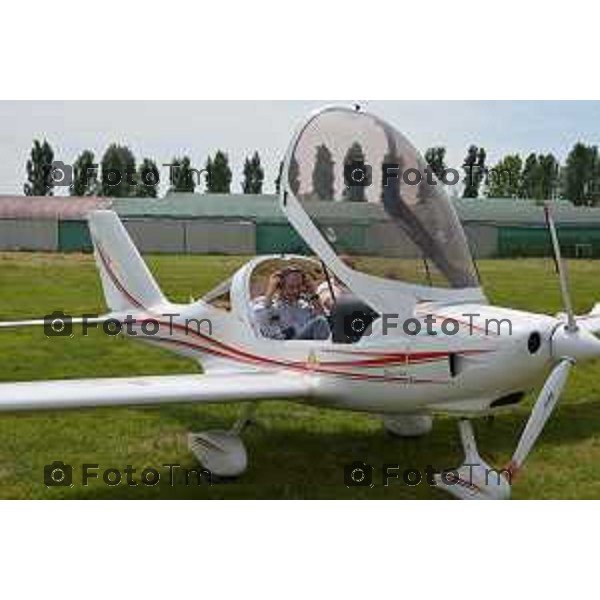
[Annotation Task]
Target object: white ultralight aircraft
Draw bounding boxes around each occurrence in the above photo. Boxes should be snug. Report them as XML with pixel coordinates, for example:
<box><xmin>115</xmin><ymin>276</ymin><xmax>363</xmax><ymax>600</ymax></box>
<box><xmin>2</xmin><ymin>105</ymin><xmax>600</xmax><ymax>500</ymax></box>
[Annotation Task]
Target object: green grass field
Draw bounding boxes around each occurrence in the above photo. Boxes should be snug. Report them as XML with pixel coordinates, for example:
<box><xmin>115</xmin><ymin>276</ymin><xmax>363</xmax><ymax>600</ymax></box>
<box><xmin>1</xmin><ymin>252</ymin><xmax>600</xmax><ymax>499</ymax></box>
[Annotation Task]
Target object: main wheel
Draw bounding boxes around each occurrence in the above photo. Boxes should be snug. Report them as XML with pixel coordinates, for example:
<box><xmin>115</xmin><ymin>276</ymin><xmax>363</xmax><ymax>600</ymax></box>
<box><xmin>188</xmin><ymin>430</ymin><xmax>248</xmax><ymax>478</ymax></box>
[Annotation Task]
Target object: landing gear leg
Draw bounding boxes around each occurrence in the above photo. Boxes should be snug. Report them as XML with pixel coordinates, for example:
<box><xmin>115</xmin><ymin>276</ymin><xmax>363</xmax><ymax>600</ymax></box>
<box><xmin>437</xmin><ymin>359</ymin><xmax>573</xmax><ymax>500</ymax></box>
<box><xmin>188</xmin><ymin>403</ymin><xmax>257</xmax><ymax>478</ymax></box>
<box><xmin>231</xmin><ymin>402</ymin><xmax>257</xmax><ymax>435</ymax></box>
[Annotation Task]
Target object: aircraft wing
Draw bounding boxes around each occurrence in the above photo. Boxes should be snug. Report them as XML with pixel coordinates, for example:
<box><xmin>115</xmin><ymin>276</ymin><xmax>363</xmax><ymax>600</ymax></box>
<box><xmin>0</xmin><ymin>318</ymin><xmax>51</xmax><ymax>328</ymax></box>
<box><xmin>0</xmin><ymin>372</ymin><xmax>314</xmax><ymax>412</ymax></box>
<box><xmin>0</xmin><ymin>316</ymin><xmax>110</xmax><ymax>329</ymax></box>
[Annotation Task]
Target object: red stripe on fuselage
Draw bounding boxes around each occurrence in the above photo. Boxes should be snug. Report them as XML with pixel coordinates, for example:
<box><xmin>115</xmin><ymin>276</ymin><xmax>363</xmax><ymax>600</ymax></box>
<box><xmin>94</xmin><ymin>240</ymin><xmax>482</xmax><ymax>381</ymax></box>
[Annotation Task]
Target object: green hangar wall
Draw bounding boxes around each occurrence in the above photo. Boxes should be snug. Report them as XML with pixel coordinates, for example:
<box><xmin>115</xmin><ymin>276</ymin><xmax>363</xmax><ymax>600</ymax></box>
<box><xmin>4</xmin><ymin>194</ymin><xmax>600</xmax><ymax>258</ymax></box>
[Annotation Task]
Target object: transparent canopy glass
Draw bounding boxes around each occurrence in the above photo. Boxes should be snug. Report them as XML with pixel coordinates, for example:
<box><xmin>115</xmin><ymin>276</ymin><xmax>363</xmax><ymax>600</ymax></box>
<box><xmin>286</xmin><ymin>108</ymin><xmax>479</xmax><ymax>289</ymax></box>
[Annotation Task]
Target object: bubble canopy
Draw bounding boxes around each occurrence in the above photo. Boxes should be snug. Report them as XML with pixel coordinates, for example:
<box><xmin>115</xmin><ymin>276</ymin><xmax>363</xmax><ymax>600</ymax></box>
<box><xmin>282</xmin><ymin>107</ymin><xmax>480</xmax><ymax>292</ymax></box>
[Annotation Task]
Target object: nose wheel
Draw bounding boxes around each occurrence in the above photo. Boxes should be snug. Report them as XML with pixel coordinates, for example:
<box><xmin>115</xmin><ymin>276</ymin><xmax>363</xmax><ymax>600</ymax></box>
<box><xmin>435</xmin><ymin>420</ymin><xmax>511</xmax><ymax>500</ymax></box>
<box><xmin>382</xmin><ymin>414</ymin><xmax>433</xmax><ymax>438</ymax></box>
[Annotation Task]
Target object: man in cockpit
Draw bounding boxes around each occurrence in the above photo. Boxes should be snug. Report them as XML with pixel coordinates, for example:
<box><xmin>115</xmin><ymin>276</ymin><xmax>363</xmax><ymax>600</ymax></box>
<box><xmin>252</xmin><ymin>267</ymin><xmax>330</xmax><ymax>340</ymax></box>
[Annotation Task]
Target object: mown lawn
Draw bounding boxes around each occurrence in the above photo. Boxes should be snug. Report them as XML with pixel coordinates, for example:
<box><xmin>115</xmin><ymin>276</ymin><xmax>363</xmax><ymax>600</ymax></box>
<box><xmin>0</xmin><ymin>252</ymin><xmax>600</xmax><ymax>499</ymax></box>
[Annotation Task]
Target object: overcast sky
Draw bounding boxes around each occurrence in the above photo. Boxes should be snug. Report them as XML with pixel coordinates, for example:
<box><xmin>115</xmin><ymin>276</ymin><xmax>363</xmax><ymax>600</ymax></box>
<box><xmin>1</xmin><ymin>100</ymin><xmax>600</xmax><ymax>196</ymax></box>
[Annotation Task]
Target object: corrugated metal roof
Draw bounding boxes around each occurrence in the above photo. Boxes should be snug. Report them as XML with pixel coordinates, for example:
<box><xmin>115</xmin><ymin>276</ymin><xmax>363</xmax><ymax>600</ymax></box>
<box><xmin>454</xmin><ymin>198</ymin><xmax>600</xmax><ymax>227</ymax></box>
<box><xmin>116</xmin><ymin>193</ymin><xmax>600</xmax><ymax>227</ymax></box>
<box><xmin>0</xmin><ymin>195</ymin><xmax>112</xmax><ymax>220</ymax></box>
<box><xmin>4</xmin><ymin>192</ymin><xmax>600</xmax><ymax>227</ymax></box>
<box><xmin>112</xmin><ymin>193</ymin><xmax>284</xmax><ymax>222</ymax></box>
<box><xmin>114</xmin><ymin>194</ymin><xmax>384</xmax><ymax>225</ymax></box>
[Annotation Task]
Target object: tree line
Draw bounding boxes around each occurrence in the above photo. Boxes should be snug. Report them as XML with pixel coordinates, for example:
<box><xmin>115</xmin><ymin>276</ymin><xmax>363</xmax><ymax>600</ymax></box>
<box><xmin>23</xmin><ymin>138</ymin><xmax>600</xmax><ymax>206</ymax></box>
<box><xmin>425</xmin><ymin>143</ymin><xmax>600</xmax><ymax>205</ymax></box>
<box><xmin>23</xmin><ymin>141</ymin><xmax>265</xmax><ymax>197</ymax></box>
<box><xmin>305</xmin><ymin>141</ymin><xmax>600</xmax><ymax>206</ymax></box>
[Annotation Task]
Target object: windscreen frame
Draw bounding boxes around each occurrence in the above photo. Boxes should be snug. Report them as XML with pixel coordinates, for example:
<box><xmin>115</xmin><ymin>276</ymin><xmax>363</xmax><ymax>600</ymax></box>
<box><xmin>279</xmin><ymin>105</ymin><xmax>487</xmax><ymax>315</ymax></box>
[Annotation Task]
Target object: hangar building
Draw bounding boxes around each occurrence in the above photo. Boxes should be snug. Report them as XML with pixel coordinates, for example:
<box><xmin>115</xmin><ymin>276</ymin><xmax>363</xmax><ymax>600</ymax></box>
<box><xmin>1</xmin><ymin>193</ymin><xmax>600</xmax><ymax>258</ymax></box>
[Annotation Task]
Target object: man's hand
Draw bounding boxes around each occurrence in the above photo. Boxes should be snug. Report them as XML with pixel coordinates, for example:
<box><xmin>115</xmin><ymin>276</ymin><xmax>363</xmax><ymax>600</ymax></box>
<box><xmin>265</xmin><ymin>271</ymin><xmax>282</xmax><ymax>301</ymax></box>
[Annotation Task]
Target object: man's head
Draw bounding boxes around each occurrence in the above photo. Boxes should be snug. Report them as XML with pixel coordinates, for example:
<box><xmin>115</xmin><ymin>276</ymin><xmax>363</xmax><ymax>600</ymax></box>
<box><xmin>279</xmin><ymin>268</ymin><xmax>306</xmax><ymax>302</ymax></box>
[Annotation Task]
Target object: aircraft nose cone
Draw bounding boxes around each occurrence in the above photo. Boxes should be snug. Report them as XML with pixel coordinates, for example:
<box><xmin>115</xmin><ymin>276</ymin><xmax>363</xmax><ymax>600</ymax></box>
<box><xmin>551</xmin><ymin>325</ymin><xmax>600</xmax><ymax>362</ymax></box>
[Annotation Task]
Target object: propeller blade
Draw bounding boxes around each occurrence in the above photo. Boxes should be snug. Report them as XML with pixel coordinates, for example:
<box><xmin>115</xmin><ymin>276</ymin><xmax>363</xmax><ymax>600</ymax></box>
<box><xmin>544</xmin><ymin>203</ymin><xmax>577</xmax><ymax>332</ymax></box>
<box><xmin>508</xmin><ymin>358</ymin><xmax>573</xmax><ymax>477</ymax></box>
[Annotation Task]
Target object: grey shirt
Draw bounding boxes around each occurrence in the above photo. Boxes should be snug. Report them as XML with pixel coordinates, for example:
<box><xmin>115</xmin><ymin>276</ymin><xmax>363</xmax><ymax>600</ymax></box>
<box><xmin>252</xmin><ymin>296</ymin><xmax>318</xmax><ymax>340</ymax></box>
